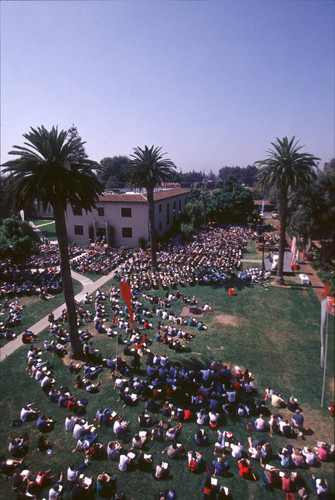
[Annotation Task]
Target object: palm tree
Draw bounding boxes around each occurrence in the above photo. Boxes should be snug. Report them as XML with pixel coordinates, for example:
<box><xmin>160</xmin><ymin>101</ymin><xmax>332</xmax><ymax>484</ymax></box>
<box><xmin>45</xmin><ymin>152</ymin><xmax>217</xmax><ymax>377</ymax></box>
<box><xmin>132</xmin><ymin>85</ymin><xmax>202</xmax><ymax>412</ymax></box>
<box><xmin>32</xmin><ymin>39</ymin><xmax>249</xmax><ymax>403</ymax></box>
<box><xmin>3</xmin><ymin>125</ymin><xmax>103</xmax><ymax>354</ymax></box>
<box><xmin>124</xmin><ymin>145</ymin><xmax>176</xmax><ymax>271</ymax></box>
<box><xmin>255</xmin><ymin>136</ymin><xmax>319</xmax><ymax>285</ymax></box>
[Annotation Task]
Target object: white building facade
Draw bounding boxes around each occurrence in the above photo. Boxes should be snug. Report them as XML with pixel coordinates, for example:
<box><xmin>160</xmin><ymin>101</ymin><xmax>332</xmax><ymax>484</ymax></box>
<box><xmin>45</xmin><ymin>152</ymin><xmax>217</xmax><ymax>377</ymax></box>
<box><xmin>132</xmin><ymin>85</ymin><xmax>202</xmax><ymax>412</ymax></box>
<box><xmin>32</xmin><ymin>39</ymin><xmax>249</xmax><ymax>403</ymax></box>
<box><xmin>65</xmin><ymin>187</ymin><xmax>190</xmax><ymax>248</ymax></box>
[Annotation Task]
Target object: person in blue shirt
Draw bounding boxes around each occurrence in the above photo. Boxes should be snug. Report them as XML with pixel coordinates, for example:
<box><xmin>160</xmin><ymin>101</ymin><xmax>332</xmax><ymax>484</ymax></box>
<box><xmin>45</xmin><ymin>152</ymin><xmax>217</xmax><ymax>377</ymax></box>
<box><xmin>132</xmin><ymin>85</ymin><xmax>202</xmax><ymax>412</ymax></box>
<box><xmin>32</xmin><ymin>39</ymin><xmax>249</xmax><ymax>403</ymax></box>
<box><xmin>195</xmin><ymin>429</ymin><xmax>209</xmax><ymax>446</ymax></box>
<box><xmin>278</xmin><ymin>449</ymin><xmax>292</xmax><ymax>468</ymax></box>
<box><xmin>213</xmin><ymin>457</ymin><xmax>228</xmax><ymax>477</ymax></box>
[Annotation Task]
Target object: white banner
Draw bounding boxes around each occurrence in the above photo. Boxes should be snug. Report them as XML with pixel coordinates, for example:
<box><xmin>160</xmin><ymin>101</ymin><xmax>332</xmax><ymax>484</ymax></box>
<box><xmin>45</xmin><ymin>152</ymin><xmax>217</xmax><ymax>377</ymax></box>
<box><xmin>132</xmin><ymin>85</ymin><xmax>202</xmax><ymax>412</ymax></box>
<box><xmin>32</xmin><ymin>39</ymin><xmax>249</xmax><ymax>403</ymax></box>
<box><xmin>320</xmin><ymin>298</ymin><xmax>328</xmax><ymax>367</ymax></box>
<box><xmin>290</xmin><ymin>236</ymin><xmax>297</xmax><ymax>254</ymax></box>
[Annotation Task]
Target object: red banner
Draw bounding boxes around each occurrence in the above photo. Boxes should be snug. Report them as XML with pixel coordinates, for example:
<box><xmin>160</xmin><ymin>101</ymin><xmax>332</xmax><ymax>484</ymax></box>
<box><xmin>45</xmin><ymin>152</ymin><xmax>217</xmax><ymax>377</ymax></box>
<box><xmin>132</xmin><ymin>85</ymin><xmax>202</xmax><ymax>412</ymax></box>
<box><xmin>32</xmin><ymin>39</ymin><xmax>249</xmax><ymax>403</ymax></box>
<box><xmin>120</xmin><ymin>281</ymin><xmax>134</xmax><ymax>331</ymax></box>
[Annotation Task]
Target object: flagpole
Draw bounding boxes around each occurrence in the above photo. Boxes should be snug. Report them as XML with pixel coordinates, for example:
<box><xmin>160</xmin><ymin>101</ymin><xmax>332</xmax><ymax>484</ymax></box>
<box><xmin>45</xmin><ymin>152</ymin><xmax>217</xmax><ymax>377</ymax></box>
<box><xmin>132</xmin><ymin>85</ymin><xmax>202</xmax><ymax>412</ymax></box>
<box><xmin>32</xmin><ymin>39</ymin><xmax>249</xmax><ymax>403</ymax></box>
<box><xmin>320</xmin><ymin>304</ymin><xmax>329</xmax><ymax>408</ymax></box>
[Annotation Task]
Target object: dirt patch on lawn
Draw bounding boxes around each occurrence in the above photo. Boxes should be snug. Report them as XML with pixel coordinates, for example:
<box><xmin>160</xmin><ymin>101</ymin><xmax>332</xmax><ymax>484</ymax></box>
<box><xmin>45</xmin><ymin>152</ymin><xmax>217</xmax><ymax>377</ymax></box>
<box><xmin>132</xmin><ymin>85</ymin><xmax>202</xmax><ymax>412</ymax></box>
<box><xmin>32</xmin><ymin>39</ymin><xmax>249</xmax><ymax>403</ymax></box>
<box><xmin>181</xmin><ymin>306</ymin><xmax>204</xmax><ymax>317</ymax></box>
<box><xmin>213</xmin><ymin>313</ymin><xmax>244</xmax><ymax>327</ymax></box>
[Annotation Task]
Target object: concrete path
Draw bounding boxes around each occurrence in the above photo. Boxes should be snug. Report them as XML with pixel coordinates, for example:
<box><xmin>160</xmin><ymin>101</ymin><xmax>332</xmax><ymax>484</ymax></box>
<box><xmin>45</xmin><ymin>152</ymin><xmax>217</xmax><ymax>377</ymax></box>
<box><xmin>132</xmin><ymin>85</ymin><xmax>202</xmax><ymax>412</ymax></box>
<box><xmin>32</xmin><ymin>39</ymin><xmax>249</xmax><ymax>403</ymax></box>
<box><xmin>0</xmin><ymin>267</ymin><xmax>119</xmax><ymax>362</ymax></box>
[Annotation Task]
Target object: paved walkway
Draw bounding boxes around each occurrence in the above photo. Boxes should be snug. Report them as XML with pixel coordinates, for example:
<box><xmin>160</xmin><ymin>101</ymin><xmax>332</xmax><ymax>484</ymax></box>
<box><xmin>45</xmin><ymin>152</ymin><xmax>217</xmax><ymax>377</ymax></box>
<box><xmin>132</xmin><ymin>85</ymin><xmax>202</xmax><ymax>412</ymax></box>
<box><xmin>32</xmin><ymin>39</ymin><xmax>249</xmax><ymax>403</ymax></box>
<box><xmin>0</xmin><ymin>267</ymin><xmax>120</xmax><ymax>362</ymax></box>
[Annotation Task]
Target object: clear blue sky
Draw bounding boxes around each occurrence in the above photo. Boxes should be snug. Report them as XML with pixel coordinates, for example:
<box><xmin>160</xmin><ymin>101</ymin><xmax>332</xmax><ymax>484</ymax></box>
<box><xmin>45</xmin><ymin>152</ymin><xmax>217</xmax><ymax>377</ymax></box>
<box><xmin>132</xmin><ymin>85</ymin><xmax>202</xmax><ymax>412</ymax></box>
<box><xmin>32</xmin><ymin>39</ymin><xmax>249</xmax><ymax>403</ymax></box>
<box><xmin>1</xmin><ymin>0</ymin><xmax>334</xmax><ymax>173</ymax></box>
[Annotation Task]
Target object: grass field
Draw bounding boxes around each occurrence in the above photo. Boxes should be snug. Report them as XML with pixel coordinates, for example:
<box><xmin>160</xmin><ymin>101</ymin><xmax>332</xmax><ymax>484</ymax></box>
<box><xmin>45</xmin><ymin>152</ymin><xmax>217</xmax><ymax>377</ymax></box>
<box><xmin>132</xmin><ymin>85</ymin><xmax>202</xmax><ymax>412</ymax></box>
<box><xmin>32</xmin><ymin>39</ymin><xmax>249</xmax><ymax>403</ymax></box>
<box><xmin>32</xmin><ymin>219</ymin><xmax>57</xmax><ymax>241</ymax></box>
<box><xmin>0</xmin><ymin>270</ymin><xmax>334</xmax><ymax>500</ymax></box>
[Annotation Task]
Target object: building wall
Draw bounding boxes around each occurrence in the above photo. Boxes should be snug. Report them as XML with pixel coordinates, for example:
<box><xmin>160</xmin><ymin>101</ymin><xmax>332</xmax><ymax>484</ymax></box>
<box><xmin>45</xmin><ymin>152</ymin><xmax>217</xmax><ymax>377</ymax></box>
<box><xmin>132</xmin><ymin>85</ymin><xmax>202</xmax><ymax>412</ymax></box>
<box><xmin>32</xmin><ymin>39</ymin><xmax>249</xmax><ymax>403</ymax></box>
<box><xmin>65</xmin><ymin>190</ymin><xmax>189</xmax><ymax>248</ymax></box>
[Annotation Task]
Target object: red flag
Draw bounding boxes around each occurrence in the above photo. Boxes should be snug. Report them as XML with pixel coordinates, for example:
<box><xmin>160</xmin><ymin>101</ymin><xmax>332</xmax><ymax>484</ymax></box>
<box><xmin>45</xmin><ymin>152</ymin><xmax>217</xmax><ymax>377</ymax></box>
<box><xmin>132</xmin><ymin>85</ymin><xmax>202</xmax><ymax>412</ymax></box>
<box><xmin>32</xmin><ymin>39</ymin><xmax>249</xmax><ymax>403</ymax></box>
<box><xmin>120</xmin><ymin>281</ymin><xmax>134</xmax><ymax>331</ymax></box>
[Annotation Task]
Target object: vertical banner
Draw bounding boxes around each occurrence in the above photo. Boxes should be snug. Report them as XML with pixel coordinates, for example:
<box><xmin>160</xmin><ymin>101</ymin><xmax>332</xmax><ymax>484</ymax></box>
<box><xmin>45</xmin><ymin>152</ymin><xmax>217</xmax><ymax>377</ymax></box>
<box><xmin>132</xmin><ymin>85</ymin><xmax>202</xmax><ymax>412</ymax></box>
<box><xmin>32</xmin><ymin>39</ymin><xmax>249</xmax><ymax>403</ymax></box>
<box><xmin>120</xmin><ymin>281</ymin><xmax>134</xmax><ymax>331</ymax></box>
<box><xmin>320</xmin><ymin>298</ymin><xmax>328</xmax><ymax>367</ymax></box>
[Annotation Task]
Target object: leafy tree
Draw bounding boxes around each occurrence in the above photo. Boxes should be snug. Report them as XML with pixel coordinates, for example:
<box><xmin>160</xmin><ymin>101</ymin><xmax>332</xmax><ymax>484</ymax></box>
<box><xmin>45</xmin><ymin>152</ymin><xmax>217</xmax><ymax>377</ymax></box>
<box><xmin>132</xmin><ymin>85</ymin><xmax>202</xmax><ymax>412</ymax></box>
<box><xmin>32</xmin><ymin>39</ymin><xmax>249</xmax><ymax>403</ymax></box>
<box><xmin>123</xmin><ymin>145</ymin><xmax>176</xmax><ymax>271</ymax></box>
<box><xmin>179</xmin><ymin>170</ymin><xmax>204</xmax><ymax>188</ymax></box>
<box><xmin>208</xmin><ymin>175</ymin><xmax>254</xmax><ymax>224</ymax></box>
<box><xmin>98</xmin><ymin>156</ymin><xmax>130</xmax><ymax>189</ymax></box>
<box><xmin>218</xmin><ymin>165</ymin><xmax>258</xmax><ymax>187</ymax></box>
<box><xmin>184</xmin><ymin>199</ymin><xmax>204</xmax><ymax>229</ymax></box>
<box><xmin>67</xmin><ymin>124</ymin><xmax>88</xmax><ymax>159</ymax></box>
<box><xmin>255</xmin><ymin>136</ymin><xmax>319</xmax><ymax>285</ymax></box>
<box><xmin>2</xmin><ymin>125</ymin><xmax>103</xmax><ymax>354</ymax></box>
<box><xmin>288</xmin><ymin>161</ymin><xmax>335</xmax><ymax>261</ymax></box>
<box><xmin>0</xmin><ymin>217</ymin><xmax>40</xmax><ymax>263</ymax></box>
<box><xmin>0</xmin><ymin>174</ymin><xmax>17</xmax><ymax>222</ymax></box>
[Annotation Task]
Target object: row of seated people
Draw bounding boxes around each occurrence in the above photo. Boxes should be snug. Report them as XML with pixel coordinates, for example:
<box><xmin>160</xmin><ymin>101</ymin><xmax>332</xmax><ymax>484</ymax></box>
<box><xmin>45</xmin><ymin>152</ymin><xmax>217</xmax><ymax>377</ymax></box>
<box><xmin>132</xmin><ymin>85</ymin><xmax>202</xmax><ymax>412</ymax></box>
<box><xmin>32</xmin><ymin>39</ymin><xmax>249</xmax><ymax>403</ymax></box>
<box><xmin>0</xmin><ymin>266</ymin><xmax>62</xmax><ymax>299</ymax></box>
<box><xmin>70</xmin><ymin>248</ymin><xmax>133</xmax><ymax>275</ymax></box>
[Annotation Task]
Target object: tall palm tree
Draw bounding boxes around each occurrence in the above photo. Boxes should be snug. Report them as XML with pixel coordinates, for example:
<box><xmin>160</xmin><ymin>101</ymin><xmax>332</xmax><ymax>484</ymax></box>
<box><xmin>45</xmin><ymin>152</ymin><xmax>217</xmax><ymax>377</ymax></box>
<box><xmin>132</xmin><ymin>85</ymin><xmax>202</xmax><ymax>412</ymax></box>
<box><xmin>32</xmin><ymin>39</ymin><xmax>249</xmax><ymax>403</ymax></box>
<box><xmin>3</xmin><ymin>125</ymin><xmax>103</xmax><ymax>354</ymax></box>
<box><xmin>255</xmin><ymin>136</ymin><xmax>319</xmax><ymax>285</ymax></box>
<box><xmin>124</xmin><ymin>145</ymin><xmax>176</xmax><ymax>271</ymax></box>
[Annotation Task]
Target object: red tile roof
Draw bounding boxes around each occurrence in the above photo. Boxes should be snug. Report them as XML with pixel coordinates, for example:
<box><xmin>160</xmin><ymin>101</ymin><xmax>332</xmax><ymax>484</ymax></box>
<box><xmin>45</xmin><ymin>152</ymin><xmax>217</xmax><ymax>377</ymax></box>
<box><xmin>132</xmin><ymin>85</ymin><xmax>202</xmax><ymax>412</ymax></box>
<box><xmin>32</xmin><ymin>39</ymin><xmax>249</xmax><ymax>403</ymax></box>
<box><xmin>99</xmin><ymin>188</ymin><xmax>190</xmax><ymax>204</ymax></box>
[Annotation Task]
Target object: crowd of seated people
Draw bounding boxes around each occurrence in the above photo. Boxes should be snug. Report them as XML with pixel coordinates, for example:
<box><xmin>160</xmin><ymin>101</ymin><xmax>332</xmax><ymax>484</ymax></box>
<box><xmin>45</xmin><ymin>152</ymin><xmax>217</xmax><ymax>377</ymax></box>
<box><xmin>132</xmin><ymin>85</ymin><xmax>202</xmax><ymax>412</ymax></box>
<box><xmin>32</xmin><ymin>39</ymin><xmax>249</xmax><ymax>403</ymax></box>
<box><xmin>70</xmin><ymin>248</ymin><xmax>133</xmax><ymax>275</ymax></box>
<box><xmin>111</xmin><ymin>226</ymin><xmax>255</xmax><ymax>292</ymax></box>
<box><xmin>4</xmin><ymin>325</ymin><xmax>334</xmax><ymax>500</ymax></box>
<box><xmin>0</xmin><ymin>265</ymin><xmax>62</xmax><ymax>299</ymax></box>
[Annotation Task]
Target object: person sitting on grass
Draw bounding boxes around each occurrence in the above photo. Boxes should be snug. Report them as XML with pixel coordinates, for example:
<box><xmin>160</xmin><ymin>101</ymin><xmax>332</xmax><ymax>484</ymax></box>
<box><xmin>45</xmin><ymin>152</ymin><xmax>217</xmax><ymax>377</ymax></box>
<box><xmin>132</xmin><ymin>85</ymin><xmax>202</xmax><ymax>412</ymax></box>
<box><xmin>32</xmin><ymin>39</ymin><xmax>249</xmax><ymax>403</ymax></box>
<box><xmin>36</xmin><ymin>415</ymin><xmax>55</xmax><ymax>433</ymax></box>
<box><xmin>212</xmin><ymin>457</ymin><xmax>229</xmax><ymax>477</ymax></box>
<box><xmin>238</xmin><ymin>458</ymin><xmax>252</xmax><ymax>479</ymax></box>
<box><xmin>153</xmin><ymin>460</ymin><xmax>169</xmax><ymax>480</ymax></box>
<box><xmin>83</xmin><ymin>378</ymin><xmax>101</xmax><ymax>393</ymax></box>
<box><xmin>185</xmin><ymin>449</ymin><xmax>200</xmax><ymax>470</ymax></box>
<box><xmin>0</xmin><ymin>455</ymin><xmax>24</xmax><ymax>476</ymax></box>
<box><xmin>37</xmin><ymin>435</ymin><xmax>52</xmax><ymax>453</ymax></box>
<box><xmin>96</xmin><ymin>472</ymin><xmax>117</xmax><ymax>499</ymax></box>
<box><xmin>165</xmin><ymin>422</ymin><xmax>182</xmax><ymax>441</ymax></box>
<box><xmin>107</xmin><ymin>440</ymin><xmax>122</xmax><ymax>460</ymax></box>
<box><xmin>254</xmin><ymin>413</ymin><xmax>266</xmax><ymax>431</ymax></box>
<box><xmin>20</xmin><ymin>403</ymin><xmax>40</xmax><ymax>422</ymax></box>
<box><xmin>131</xmin><ymin>432</ymin><xmax>147</xmax><ymax>451</ymax></box>
<box><xmin>195</xmin><ymin>429</ymin><xmax>209</xmax><ymax>446</ymax></box>
<box><xmin>278</xmin><ymin>448</ymin><xmax>293</xmax><ymax>468</ymax></box>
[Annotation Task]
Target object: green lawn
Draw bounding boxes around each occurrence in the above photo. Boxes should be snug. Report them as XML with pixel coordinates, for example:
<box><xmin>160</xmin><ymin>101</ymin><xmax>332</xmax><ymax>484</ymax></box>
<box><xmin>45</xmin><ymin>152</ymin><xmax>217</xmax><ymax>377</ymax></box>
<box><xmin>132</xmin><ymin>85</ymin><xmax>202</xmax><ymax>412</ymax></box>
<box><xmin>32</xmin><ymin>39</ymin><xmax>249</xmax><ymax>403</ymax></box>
<box><xmin>0</xmin><ymin>276</ymin><xmax>334</xmax><ymax>500</ymax></box>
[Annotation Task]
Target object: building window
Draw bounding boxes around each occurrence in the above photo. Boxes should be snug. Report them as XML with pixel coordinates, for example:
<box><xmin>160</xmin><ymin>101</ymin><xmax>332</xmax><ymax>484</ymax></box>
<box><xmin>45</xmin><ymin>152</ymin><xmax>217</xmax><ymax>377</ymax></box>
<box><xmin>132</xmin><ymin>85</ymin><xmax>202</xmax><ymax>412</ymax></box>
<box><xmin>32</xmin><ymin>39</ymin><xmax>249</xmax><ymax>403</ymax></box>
<box><xmin>72</xmin><ymin>206</ymin><xmax>82</xmax><ymax>216</ymax></box>
<box><xmin>159</xmin><ymin>204</ymin><xmax>162</xmax><ymax>213</ymax></box>
<box><xmin>159</xmin><ymin>222</ymin><xmax>162</xmax><ymax>231</ymax></box>
<box><xmin>173</xmin><ymin>201</ymin><xmax>176</xmax><ymax>210</ymax></box>
<box><xmin>74</xmin><ymin>225</ymin><xmax>84</xmax><ymax>235</ymax></box>
<box><xmin>121</xmin><ymin>207</ymin><xmax>132</xmax><ymax>217</ymax></box>
<box><xmin>122</xmin><ymin>227</ymin><xmax>132</xmax><ymax>238</ymax></box>
<box><xmin>97</xmin><ymin>207</ymin><xmax>104</xmax><ymax>217</ymax></box>
<box><xmin>167</xmin><ymin>203</ymin><xmax>170</xmax><ymax>225</ymax></box>
<box><xmin>179</xmin><ymin>199</ymin><xmax>181</xmax><ymax>210</ymax></box>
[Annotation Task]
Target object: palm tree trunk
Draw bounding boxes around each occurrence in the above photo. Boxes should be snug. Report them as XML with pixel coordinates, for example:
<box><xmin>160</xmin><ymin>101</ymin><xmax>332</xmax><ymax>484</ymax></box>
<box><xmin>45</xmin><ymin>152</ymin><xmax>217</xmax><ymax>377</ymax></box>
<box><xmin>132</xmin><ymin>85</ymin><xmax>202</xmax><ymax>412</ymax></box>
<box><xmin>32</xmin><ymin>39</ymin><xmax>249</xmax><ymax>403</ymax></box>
<box><xmin>146</xmin><ymin>188</ymin><xmax>158</xmax><ymax>272</ymax></box>
<box><xmin>53</xmin><ymin>204</ymin><xmax>82</xmax><ymax>355</ymax></box>
<box><xmin>275</xmin><ymin>187</ymin><xmax>288</xmax><ymax>285</ymax></box>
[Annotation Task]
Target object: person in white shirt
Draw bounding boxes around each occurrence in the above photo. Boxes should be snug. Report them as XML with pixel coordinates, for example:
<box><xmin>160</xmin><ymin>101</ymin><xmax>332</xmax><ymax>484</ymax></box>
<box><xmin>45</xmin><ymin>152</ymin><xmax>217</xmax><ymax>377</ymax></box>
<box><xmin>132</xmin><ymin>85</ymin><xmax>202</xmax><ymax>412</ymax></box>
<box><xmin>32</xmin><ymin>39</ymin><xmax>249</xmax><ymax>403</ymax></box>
<box><xmin>118</xmin><ymin>454</ymin><xmax>130</xmax><ymax>471</ymax></box>
<box><xmin>231</xmin><ymin>442</ymin><xmax>243</xmax><ymax>459</ymax></box>
<box><xmin>73</xmin><ymin>421</ymin><xmax>86</xmax><ymax>440</ymax></box>
<box><xmin>196</xmin><ymin>409</ymin><xmax>208</xmax><ymax>425</ymax></box>
<box><xmin>254</xmin><ymin>414</ymin><xmax>266</xmax><ymax>432</ymax></box>
<box><xmin>67</xmin><ymin>461</ymin><xmax>88</xmax><ymax>482</ymax></box>
<box><xmin>107</xmin><ymin>440</ymin><xmax>121</xmax><ymax>459</ymax></box>
<box><xmin>20</xmin><ymin>404</ymin><xmax>39</xmax><ymax>422</ymax></box>
<box><xmin>209</xmin><ymin>412</ymin><xmax>219</xmax><ymax>428</ymax></box>
<box><xmin>65</xmin><ymin>416</ymin><xmax>77</xmax><ymax>432</ymax></box>
<box><xmin>302</xmin><ymin>447</ymin><xmax>315</xmax><ymax>466</ymax></box>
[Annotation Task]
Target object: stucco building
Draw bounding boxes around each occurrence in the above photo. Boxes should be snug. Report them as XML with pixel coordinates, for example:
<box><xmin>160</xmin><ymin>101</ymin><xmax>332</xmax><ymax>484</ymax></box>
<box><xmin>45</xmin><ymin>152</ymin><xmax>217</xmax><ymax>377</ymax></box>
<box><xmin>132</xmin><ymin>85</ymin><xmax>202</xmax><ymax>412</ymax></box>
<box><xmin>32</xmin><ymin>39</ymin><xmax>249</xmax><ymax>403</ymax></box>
<box><xmin>65</xmin><ymin>187</ymin><xmax>190</xmax><ymax>248</ymax></box>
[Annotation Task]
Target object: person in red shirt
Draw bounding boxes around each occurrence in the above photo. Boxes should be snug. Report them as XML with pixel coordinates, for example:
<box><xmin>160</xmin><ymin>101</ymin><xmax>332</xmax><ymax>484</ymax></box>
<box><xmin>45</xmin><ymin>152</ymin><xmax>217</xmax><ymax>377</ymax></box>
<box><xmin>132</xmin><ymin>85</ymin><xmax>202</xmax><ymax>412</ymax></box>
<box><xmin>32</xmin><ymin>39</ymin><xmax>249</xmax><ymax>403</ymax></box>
<box><xmin>238</xmin><ymin>458</ymin><xmax>252</xmax><ymax>479</ymax></box>
<box><xmin>330</xmin><ymin>402</ymin><xmax>335</xmax><ymax>419</ymax></box>
<box><xmin>315</xmin><ymin>442</ymin><xmax>329</xmax><ymax>461</ymax></box>
<box><xmin>281</xmin><ymin>471</ymin><xmax>294</xmax><ymax>492</ymax></box>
